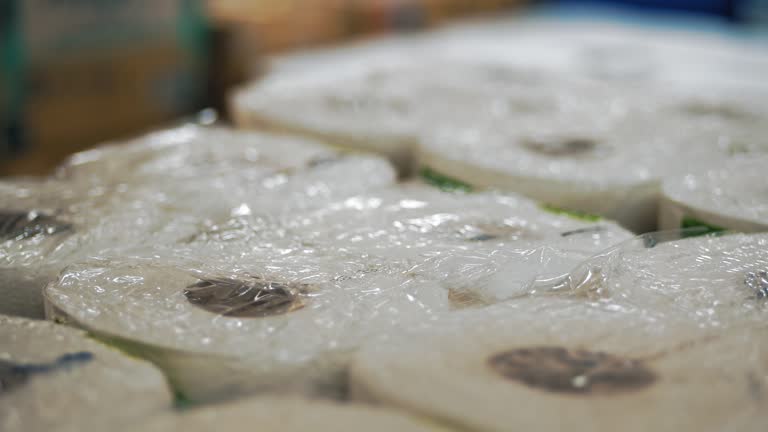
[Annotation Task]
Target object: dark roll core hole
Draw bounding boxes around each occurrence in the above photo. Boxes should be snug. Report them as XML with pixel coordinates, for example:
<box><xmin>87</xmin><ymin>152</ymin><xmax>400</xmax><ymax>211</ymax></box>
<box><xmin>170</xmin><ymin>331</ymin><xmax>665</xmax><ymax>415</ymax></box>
<box><xmin>522</xmin><ymin>137</ymin><xmax>597</xmax><ymax>157</ymax></box>
<box><xmin>184</xmin><ymin>277</ymin><xmax>307</xmax><ymax>318</ymax></box>
<box><xmin>0</xmin><ymin>211</ymin><xmax>72</xmax><ymax>240</ymax></box>
<box><xmin>488</xmin><ymin>346</ymin><xmax>656</xmax><ymax>395</ymax></box>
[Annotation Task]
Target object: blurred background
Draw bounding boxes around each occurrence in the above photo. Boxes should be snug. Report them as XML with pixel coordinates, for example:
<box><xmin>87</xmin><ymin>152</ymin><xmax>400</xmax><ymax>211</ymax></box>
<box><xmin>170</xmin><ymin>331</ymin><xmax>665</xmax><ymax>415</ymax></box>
<box><xmin>1</xmin><ymin>0</ymin><xmax>767</xmax><ymax>176</ymax></box>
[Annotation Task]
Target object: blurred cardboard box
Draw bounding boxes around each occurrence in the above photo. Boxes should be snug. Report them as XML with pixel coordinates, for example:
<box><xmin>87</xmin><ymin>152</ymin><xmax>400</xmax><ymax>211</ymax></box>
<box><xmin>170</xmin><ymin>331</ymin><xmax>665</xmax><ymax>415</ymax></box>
<box><xmin>1</xmin><ymin>0</ymin><xmax>209</xmax><ymax>176</ymax></box>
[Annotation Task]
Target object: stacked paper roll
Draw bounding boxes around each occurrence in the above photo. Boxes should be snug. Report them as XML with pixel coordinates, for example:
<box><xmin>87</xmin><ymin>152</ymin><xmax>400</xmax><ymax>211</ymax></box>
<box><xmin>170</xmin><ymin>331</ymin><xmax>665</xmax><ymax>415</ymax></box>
<box><xmin>56</xmin><ymin>125</ymin><xmax>337</xmax><ymax>187</ymax></box>
<box><xmin>231</xmin><ymin>65</ymin><xmax>421</xmax><ymax>173</ymax></box>
<box><xmin>419</xmin><ymin>108</ymin><xmax>730</xmax><ymax>233</ymax></box>
<box><xmin>351</xmin><ymin>297</ymin><xmax>768</xmax><ymax>432</ymax></box>
<box><xmin>564</xmin><ymin>232</ymin><xmax>768</xmax><ymax>328</ymax></box>
<box><xmin>129</xmin><ymin>397</ymin><xmax>449</xmax><ymax>432</ymax></box>
<box><xmin>0</xmin><ymin>179</ymin><xmax>100</xmax><ymax>318</ymax></box>
<box><xmin>660</xmin><ymin>156</ymin><xmax>768</xmax><ymax>232</ymax></box>
<box><xmin>44</xmin><ymin>254</ymin><xmax>449</xmax><ymax>402</ymax></box>
<box><xmin>0</xmin><ymin>314</ymin><xmax>171</xmax><ymax>432</ymax></box>
<box><xmin>297</xmin><ymin>184</ymin><xmax>633</xmax><ymax>304</ymax></box>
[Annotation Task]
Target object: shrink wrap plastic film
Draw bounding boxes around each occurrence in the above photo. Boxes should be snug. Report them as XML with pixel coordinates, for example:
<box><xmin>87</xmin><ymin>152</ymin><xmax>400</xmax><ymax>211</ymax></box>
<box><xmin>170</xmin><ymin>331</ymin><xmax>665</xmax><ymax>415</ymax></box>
<box><xmin>660</xmin><ymin>156</ymin><xmax>768</xmax><ymax>232</ymax></box>
<box><xmin>2</xmin><ymin>126</ymin><xmax>396</xmax><ymax>318</ymax></box>
<box><xmin>128</xmin><ymin>397</ymin><xmax>450</xmax><ymax>432</ymax></box>
<box><xmin>351</xmin><ymin>232</ymin><xmax>768</xmax><ymax>432</ymax></box>
<box><xmin>556</xmin><ymin>232</ymin><xmax>768</xmax><ymax>328</ymax></box>
<box><xmin>43</xmin><ymin>185</ymin><xmax>631</xmax><ymax>402</ymax></box>
<box><xmin>191</xmin><ymin>184</ymin><xmax>632</xmax><ymax>304</ymax></box>
<box><xmin>0</xmin><ymin>314</ymin><xmax>172</xmax><ymax>432</ymax></box>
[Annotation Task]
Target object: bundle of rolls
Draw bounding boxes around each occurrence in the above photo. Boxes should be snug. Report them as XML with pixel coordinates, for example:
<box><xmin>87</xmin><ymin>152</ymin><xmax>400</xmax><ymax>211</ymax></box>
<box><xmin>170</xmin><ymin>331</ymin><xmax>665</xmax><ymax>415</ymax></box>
<box><xmin>0</xmin><ymin>125</ymin><xmax>396</xmax><ymax>319</ymax></box>
<box><xmin>232</xmin><ymin>18</ymin><xmax>768</xmax><ymax>233</ymax></box>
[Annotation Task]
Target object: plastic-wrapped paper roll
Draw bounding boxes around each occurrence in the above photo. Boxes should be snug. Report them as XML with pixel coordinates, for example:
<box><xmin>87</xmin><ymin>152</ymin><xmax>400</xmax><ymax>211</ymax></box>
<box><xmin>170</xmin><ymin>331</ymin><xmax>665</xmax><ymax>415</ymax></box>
<box><xmin>290</xmin><ymin>185</ymin><xmax>635</xmax><ymax>305</ymax></box>
<box><xmin>189</xmin><ymin>184</ymin><xmax>633</xmax><ymax>306</ymax></box>
<box><xmin>231</xmin><ymin>65</ymin><xmax>421</xmax><ymax>173</ymax></box>
<box><xmin>350</xmin><ymin>297</ymin><xmax>768</xmax><ymax>432</ymax></box>
<box><xmin>562</xmin><ymin>232</ymin><xmax>768</xmax><ymax>329</ymax></box>
<box><xmin>660</xmin><ymin>156</ymin><xmax>768</xmax><ymax>232</ymax></box>
<box><xmin>0</xmin><ymin>314</ymin><xmax>172</xmax><ymax>432</ymax></box>
<box><xmin>419</xmin><ymin>111</ymin><xmax>728</xmax><ymax>233</ymax></box>
<box><xmin>0</xmin><ymin>179</ymin><xmax>93</xmax><ymax>318</ymax></box>
<box><xmin>57</xmin><ymin>125</ymin><xmax>396</xmax><ymax>217</ymax></box>
<box><xmin>44</xmin><ymin>255</ymin><xmax>450</xmax><ymax>402</ymax></box>
<box><xmin>56</xmin><ymin>125</ymin><xmax>336</xmax><ymax>186</ymax></box>
<box><xmin>130</xmin><ymin>397</ymin><xmax>449</xmax><ymax>432</ymax></box>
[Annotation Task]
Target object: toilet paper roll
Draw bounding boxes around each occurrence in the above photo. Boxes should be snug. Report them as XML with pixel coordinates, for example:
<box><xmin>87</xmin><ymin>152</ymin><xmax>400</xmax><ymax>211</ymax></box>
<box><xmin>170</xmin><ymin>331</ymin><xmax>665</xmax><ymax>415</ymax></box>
<box><xmin>0</xmin><ymin>314</ymin><xmax>172</xmax><ymax>432</ymax></box>
<box><xmin>660</xmin><ymin>156</ymin><xmax>768</xmax><ymax>233</ymax></box>
<box><xmin>562</xmin><ymin>232</ymin><xmax>768</xmax><ymax>329</ymax></box>
<box><xmin>231</xmin><ymin>65</ymin><xmax>421</xmax><ymax>174</ymax></box>
<box><xmin>418</xmin><ymin>111</ymin><xmax>728</xmax><ymax>233</ymax></box>
<box><xmin>130</xmin><ymin>397</ymin><xmax>450</xmax><ymax>432</ymax></box>
<box><xmin>350</xmin><ymin>297</ymin><xmax>768</xmax><ymax>432</ymax></box>
<box><xmin>296</xmin><ymin>185</ymin><xmax>632</xmax><ymax>304</ymax></box>
<box><xmin>186</xmin><ymin>183</ymin><xmax>633</xmax><ymax>307</ymax></box>
<box><xmin>44</xmin><ymin>255</ymin><xmax>450</xmax><ymax>402</ymax></box>
<box><xmin>56</xmin><ymin>125</ymin><xmax>337</xmax><ymax>187</ymax></box>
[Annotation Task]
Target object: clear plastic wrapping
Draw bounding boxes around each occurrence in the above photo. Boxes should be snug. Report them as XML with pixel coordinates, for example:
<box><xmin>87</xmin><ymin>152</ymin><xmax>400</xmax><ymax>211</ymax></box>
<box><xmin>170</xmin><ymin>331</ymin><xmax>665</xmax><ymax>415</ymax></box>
<box><xmin>0</xmin><ymin>314</ymin><xmax>172</xmax><ymax>432</ymax></box>
<box><xmin>660</xmin><ymin>156</ymin><xmax>768</xmax><ymax>232</ymax></box>
<box><xmin>350</xmin><ymin>232</ymin><xmax>768</xmax><ymax>432</ymax></box>
<box><xmin>128</xmin><ymin>397</ymin><xmax>449</xmax><ymax>432</ymax></box>
<box><xmin>558</xmin><ymin>232</ymin><xmax>768</xmax><ymax>329</ymax></box>
<box><xmin>185</xmin><ymin>184</ymin><xmax>633</xmax><ymax>306</ymax></box>
<box><xmin>1</xmin><ymin>126</ymin><xmax>396</xmax><ymax>318</ymax></box>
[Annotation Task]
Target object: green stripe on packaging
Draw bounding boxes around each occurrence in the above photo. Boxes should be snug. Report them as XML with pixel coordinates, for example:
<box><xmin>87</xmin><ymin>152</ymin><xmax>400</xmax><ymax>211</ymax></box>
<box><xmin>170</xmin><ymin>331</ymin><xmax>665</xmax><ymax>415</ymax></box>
<box><xmin>681</xmin><ymin>216</ymin><xmax>725</xmax><ymax>237</ymax></box>
<box><xmin>540</xmin><ymin>203</ymin><xmax>602</xmax><ymax>222</ymax></box>
<box><xmin>420</xmin><ymin>166</ymin><xmax>473</xmax><ymax>192</ymax></box>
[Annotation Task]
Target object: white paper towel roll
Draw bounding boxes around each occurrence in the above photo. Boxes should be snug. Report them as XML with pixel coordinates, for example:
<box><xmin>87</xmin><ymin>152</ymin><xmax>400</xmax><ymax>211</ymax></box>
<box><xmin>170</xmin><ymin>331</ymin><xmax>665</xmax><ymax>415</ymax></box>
<box><xmin>44</xmin><ymin>255</ymin><xmax>450</xmax><ymax>402</ymax></box>
<box><xmin>660</xmin><ymin>156</ymin><xmax>768</xmax><ymax>232</ymax></box>
<box><xmin>130</xmin><ymin>397</ymin><xmax>450</xmax><ymax>432</ymax></box>
<box><xmin>350</xmin><ymin>297</ymin><xmax>768</xmax><ymax>432</ymax></box>
<box><xmin>0</xmin><ymin>314</ymin><xmax>172</xmax><ymax>432</ymax></box>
